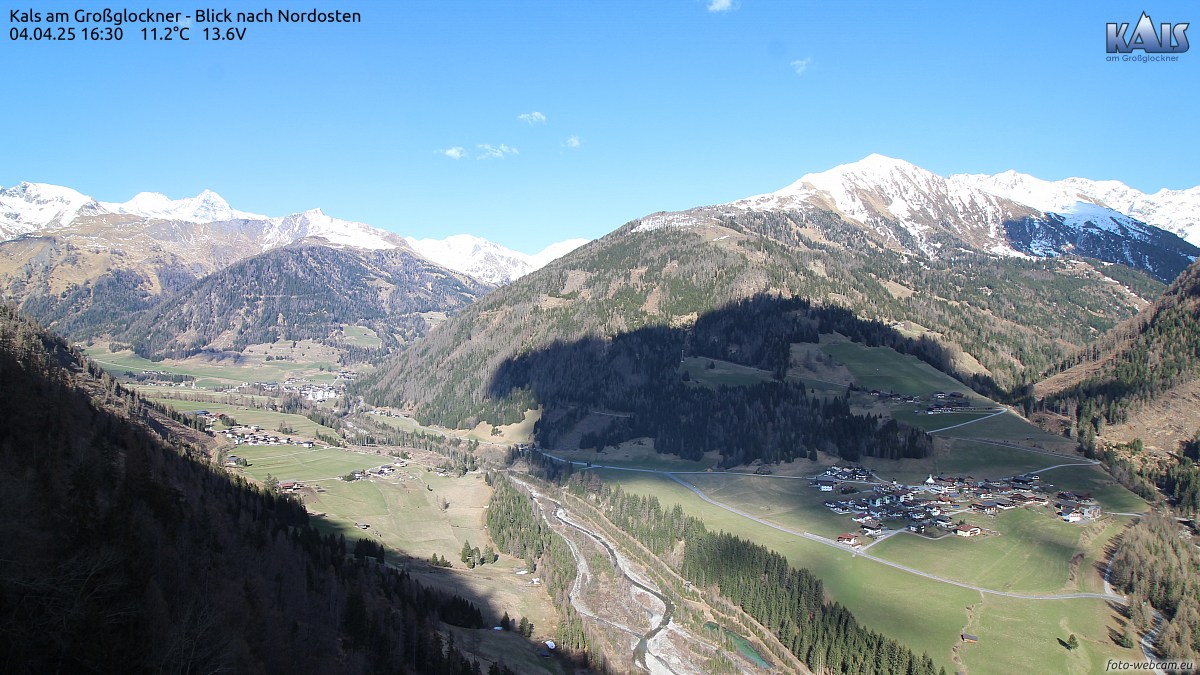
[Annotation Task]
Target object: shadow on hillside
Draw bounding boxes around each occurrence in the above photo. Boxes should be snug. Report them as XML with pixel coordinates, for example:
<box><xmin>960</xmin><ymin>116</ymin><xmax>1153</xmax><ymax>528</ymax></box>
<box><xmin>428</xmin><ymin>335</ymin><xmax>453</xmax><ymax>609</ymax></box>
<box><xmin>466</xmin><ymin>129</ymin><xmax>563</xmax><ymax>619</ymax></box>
<box><xmin>487</xmin><ymin>293</ymin><xmax>996</xmax><ymax>466</ymax></box>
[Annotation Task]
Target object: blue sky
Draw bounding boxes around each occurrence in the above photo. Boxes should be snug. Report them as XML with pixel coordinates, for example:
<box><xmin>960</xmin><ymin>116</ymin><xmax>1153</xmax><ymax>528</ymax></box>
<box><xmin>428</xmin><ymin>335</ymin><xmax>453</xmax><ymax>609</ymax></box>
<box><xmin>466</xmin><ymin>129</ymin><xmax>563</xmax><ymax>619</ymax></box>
<box><xmin>4</xmin><ymin>1</ymin><xmax>1198</xmax><ymax>252</ymax></box>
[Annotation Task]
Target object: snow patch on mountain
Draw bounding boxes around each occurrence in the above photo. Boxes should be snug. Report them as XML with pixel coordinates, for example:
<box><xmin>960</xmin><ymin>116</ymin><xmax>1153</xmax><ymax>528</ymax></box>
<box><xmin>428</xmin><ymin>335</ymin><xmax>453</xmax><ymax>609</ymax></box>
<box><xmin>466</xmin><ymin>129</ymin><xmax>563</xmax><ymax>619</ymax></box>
<box><xmin>632</xmin><ymin>211</ymin><xmax>711</xmax><ymax>234</ymax></box>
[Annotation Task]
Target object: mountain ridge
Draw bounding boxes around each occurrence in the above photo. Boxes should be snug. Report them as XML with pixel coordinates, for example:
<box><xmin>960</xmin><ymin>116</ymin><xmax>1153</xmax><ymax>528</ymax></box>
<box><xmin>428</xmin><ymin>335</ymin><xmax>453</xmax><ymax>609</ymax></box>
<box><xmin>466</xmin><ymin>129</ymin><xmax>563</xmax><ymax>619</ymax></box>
<box><xmin>1</xmin><ymin>181</ymin><xmax>589</xmax><ymax>274</ymax></box>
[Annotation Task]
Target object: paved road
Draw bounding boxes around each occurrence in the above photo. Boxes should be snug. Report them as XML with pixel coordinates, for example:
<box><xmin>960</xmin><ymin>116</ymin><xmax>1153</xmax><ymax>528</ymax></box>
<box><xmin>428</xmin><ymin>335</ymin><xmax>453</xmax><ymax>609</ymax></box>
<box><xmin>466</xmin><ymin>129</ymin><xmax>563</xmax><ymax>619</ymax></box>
<box><xmin>660</xmin><ymin>473</ymin><xmax>1126</xmax><ymax>603</ymax></box>
<box><xmin>926</xmin><ymin>409</ymin><xmax>1007</xmax><ymax>434</ymax></box>
<box><xmin>542</xmin><ymin>451</ymin><xmax>1129</xmax><ymax>603</ymax></box>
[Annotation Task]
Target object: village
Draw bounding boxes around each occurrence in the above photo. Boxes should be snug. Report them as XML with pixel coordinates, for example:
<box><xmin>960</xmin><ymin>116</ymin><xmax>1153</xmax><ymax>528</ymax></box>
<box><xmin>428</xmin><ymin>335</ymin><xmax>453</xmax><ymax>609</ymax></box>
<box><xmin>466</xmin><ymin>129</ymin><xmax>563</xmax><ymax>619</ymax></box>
<box><xmin>236</xmin><ymin>376</ymin><xmax>349</xmax><ymax>402</ymax></box>
<box><xmin>214</xmin><ymin>422</ymin><xmax>318</xmax><ymax>450</ymax></box>
<box><xmin>815</xmin><ymin>464</ymin><xmax>1103</xmax><ymax>548</ymax></box>
<box><xmin>866</xmin><ymin>388</ymin><xmax>1004</xmax><ymax>415</ymax></box>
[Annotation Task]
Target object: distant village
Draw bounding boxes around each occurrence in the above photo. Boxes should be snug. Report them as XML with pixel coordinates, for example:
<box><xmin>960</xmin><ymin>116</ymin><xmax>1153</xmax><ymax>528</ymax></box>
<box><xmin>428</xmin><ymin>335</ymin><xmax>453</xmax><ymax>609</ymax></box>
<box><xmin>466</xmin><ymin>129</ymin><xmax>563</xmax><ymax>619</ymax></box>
<box><xmin>236</xmin><ymin>374</ymin><xmax>355</xmax><ymax>402</ymax></box>
<box><xmin>866</xmin><ymin>388</ymin><xmax>1002</xmax><ymax>415</ymax></box>
<box><xmin>816</xmin><ymin>464</ymin><xmax>1102</xmax><ymax>547</ymax></box>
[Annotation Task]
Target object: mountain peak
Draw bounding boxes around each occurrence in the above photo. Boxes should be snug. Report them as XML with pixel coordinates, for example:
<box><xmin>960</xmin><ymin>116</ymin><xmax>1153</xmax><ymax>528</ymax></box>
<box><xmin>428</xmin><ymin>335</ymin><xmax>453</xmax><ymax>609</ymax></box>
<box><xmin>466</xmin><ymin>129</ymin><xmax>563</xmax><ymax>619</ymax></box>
<box><xmin>0</xmin><ymin>182</ymin><xmax>99</xmax><ymax>238</ymax></box>
<box><xmin>101</xmin><ymin>189</ymin><xmax>259</xmax><ymax>223</ymax></box>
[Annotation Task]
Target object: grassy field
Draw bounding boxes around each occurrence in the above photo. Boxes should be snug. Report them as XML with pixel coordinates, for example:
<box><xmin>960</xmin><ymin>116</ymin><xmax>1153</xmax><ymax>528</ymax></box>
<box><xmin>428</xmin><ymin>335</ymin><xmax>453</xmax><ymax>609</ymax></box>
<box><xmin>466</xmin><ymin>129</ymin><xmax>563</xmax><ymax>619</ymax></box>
<box><xmin>147</xmin><ymin>399</ymin><xmax>341</xmax><ymax>440</ymax></box>
<box><xmin>230</xmin><ymin>444</ymin><xmax>381</xmax><ymax>482</ymax></box>
<box><xmin>892</xmin><ymin>407</ymin><xmax>1001</xmax><ymax>433</ymax></box>
<box><xmin>234</xmin><ymin>443</ymin><xmax>563</xmax><ymax>670</ymax></box>
<box><xmin>85</xmin><ymin>344</ymin><xmax>341</xmax><ymax>387</ymax></box>
<box><xmin>556</xmin><ymin>442</ymin><xmax>721</xmax><ymax>472</ymax></box>
<box><xmin>683</xmin><ymin>472</ymin><xmax>865</xmax><ymax>538</ymax></box>
<box><xmin>935</xmin><ymin>411</ymin><xmax>1078</xmax><ymax>448</ymax></box>
<box><xmin>852</xmin><ymin>437</ymin><xmax>1073</xmax><ymax>487</ymax></box>
<box><xmin>1039</xmin><ymin>465</ymin><xmax>1151</xmax><ymax>514</ymax></box>
<box><xmin>822</xmin><ymin>341</ymin><xmax>985</xmax><ymax>402</ymax></box>
<box><xmin>593</xmin><ymin>470</ymin><xmax>972</xmax><ymax>672</ymax></box>
<box><xmin>870</xmin><ymin>508</ymin><xmax>1117</xmax><ymax>594</ymax></box>
<box><xmin>963</xmin><ymin>594</ymin><xmax>1136</xmax><ymax>675</ymax></box>
<box><xmin>679</xmin><ymin>356</ymin><xmax>775</xmax><ymax>387</ymax></box>
<box><xmin>340</xmin><ymin>324</ymin><xmax>383</xmax><ymax>348</ymax></box>
<box><xmin>132</xmin><ymin>386</ymin><xmax>275</xmax><ymax>407</ymax></box>
<box><xmin>593</xmin><ymin>468</ymin><xmax>1134</xmax><ymax>675</ymax></box>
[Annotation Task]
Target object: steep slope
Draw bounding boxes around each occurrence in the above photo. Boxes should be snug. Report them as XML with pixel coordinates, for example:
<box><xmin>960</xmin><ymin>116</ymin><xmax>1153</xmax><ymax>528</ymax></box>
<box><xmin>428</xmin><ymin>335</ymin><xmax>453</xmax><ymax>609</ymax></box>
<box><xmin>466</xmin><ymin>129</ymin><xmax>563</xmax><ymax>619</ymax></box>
<box><xmin>120</xmin><ymin>242</ymin><xmax>489</xmax><ymax>360</ymax></box>
<box><xmin>0</xmin><ymin>305</ymin><xmax>508</xmax><ymax>674</ymax></box>
<box><xmin>733</xmin><ymin>155</ymin><xmax>1198</xmax><ymax>283</ymax></box>
<box><xmin>1032</xmin><ymin>258</ymin><xmax>1200</xmax><ymax>452</ymax></box>
<box><xmin>0</xmin><ymin>187</ymin><xmax>447</xmax><ymax>342</ymax></box>
<box><xmin>735</xmin><ymin>153</ymin><xmax>1038</xmax><ymax>255</ymax></box>
<box><xmin>361</xmin><ymin>202</ymin><xmax>1159</xmax><ymax>429</ymax></box>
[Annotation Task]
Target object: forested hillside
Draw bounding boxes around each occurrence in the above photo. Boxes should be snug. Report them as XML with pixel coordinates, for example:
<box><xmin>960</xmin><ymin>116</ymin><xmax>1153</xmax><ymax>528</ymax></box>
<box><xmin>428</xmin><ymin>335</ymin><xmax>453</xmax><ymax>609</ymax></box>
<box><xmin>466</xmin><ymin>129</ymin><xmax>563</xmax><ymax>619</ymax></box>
<box><xmin>0</xmin><ymin>305</ymin><xmax>512</xmax><ymax>674</ymax></box>
<box><xmin>0</xmin><ymin>234</ymin><xmax>204</xmax><ymax>338</ymax></box>
<box><xmin>120</xmin><ymin>242</ymin><xmax>490</xmax><ymax>360</ymax></box>
<box><xmin>1030</xmin><ymin>257</ymin><xmax>1200</xmax><ymax>451</ymax></box>
<box><xmin>485</xmin><ymin>295</ymin><xmax>933</xmax><ymax>465</ymax></box>
<box><xmin>362</xmin><ymin>209</ymin><xmax>1159</xmax><ymax>435</ymax></box>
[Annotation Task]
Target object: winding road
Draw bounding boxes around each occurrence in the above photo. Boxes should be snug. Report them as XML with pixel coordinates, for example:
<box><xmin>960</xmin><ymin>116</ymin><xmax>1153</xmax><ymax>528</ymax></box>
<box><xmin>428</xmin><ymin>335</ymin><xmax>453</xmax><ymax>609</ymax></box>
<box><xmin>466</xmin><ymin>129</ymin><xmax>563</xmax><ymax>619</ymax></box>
<box><xmin>543</xmin><ymin>451</ymin><xmax>1127</xmax><ymax>603</ymax></box>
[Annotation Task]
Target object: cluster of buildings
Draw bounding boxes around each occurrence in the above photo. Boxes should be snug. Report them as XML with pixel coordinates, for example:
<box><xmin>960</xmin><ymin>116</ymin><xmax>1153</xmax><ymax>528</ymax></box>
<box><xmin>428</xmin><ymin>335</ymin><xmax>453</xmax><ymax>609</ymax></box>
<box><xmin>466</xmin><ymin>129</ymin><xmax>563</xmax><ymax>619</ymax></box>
<box><xmin>243</xmin><ymin>378</ymin><xmax>345</xmax><ymax>402</ymax></box>
<box><xmin>221</xmin><ymin>425</ymin><xmax>316</xmax><ymax>448</ymax></box>
<box><xmin>343</xmin><ymin>464</ymin><xmax>405</xmax><ymax>482</ymax></box>
<box><xmin>867</xmin><ymin>390</ymin><xmax>922</xmax><ymax>404</ymax></box>
<box><xmin>819</xmin><ymin>470</ymin><xmax>1103</xmax><ymax>544</ymax></box>
<box><xmin>815</xmin><ymin>465</ymin><xmax>873</xmax><ymax>491</ymax></box>
<box><xmin>866</xmin><ymin>388</ymin><xmax>1001</xmax><ymax>415</ymax></box>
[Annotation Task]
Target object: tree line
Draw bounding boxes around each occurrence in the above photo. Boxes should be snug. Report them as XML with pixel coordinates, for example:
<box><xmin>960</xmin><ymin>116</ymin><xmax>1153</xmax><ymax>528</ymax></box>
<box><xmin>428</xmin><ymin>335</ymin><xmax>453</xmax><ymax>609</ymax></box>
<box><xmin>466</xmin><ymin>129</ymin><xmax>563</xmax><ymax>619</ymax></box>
<box><xmin>0</xmin><ymin>304</ymin><xmax>519</xmax><ymax>675</ymax></box>
<box><xmin>525</xmin><ymin>453</ymin><xmax>944</xmax><ymax>675</ymax></box>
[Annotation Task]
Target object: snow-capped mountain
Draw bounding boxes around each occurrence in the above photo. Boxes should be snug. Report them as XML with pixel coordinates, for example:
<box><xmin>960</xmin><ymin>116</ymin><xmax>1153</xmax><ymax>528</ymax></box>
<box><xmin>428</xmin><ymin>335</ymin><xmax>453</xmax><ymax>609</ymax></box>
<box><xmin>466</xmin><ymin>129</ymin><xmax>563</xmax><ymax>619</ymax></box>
<box><xmin>406</xmin><ymin>234</ymin><xmax>588</xmax><ymax>285</ymax></box>
<box><xmin>733</xmin><ymin>154</ymin><xmax>1036</xmax><ymax>255</ymax></box>
<box><xmin>99</xmin><ymin>189</ymin><xmax>266</xmax><ymax>223</ymax></box>
<box><xmin>951</xmin><ymin>170</ymin><xmax>1200</xmax><ymax>246</ymax></box>
<box><xmin>2</xmin><ymin>182</ymin><xmax>587</xmax><ymax>281</ymax></box>
<box><xmin>269</xmin><ymin>209</ymin><xmax>407</xmax><ymax>250</ymax></box>
<box><xmin>710</xmin><ymin>154</ymin><xmax>1198</xmax><ymax>282</ymax></box>
<box><xmin>1</xmin><ymin>183</ymin><xmax>408</xmax><ymax>254</ymax></box>
<box><xmin>0</xmin><ymin>182</ymin><xmax>104</xmax><ymax>238</ymax></box>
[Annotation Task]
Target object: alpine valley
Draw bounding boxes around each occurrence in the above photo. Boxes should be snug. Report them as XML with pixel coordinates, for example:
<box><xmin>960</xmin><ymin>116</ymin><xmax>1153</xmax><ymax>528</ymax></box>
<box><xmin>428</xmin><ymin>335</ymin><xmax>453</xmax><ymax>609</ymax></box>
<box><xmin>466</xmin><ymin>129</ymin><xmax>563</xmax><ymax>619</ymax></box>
<box><xmin>6</xmin><ymin>154</ymin><xmax>1200</xmax><ymax>675</ymax></box>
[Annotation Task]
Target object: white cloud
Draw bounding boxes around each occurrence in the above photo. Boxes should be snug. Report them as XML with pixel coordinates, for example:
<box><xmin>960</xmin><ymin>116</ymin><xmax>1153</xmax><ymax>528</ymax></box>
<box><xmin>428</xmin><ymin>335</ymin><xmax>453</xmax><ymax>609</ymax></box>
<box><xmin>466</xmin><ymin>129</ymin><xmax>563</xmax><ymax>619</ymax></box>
<box><xmin>707</xmin><ymin>0</ymin><xmax>737</xmax><ymax>12</ymax></box>
<box><xmin>517</xmin><ymin>111</ymin><xmax>547</xmax><ymax>125</ymax></box>
<box><xmin>477</xmin><ymin>144</ymin><xmax>519</xmax><ymax>160</ymax></box>
<box><xmin>791</xmin><ymin>57</ymin><xmax>813</xmax><ymax>75</ymax></box>
<box><xmin>565</xmin><ymin>135</ymin><xmax>581</xmax><ymax>149</ymax></box>
<box><xmin>440</xmin><ymin>147</ymin><xmax>466</xmax><ymax>160</ymax></box>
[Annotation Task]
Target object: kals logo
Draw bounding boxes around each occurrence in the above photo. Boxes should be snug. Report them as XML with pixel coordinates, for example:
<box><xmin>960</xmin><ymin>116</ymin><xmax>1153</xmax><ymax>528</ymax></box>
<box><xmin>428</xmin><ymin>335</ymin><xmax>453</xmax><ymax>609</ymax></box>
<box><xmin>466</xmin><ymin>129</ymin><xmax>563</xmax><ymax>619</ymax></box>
<box><xmin>1107</xmin><ymin>12</ymin><xmax>1189</xmax><ymax>53</ymax></box>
